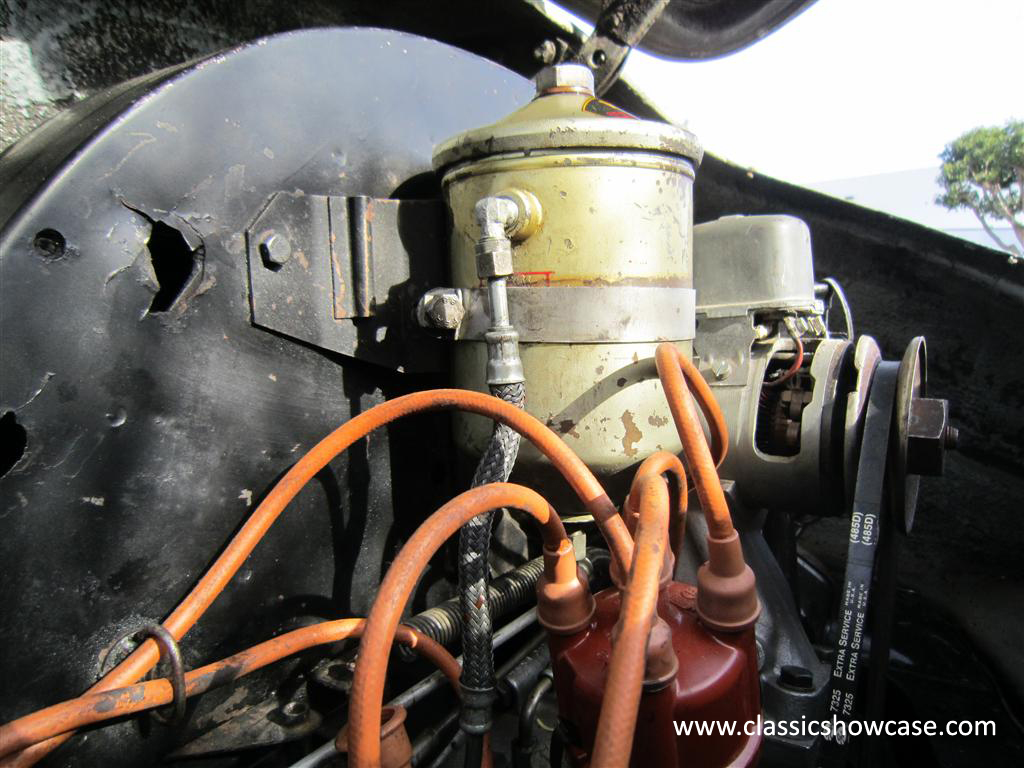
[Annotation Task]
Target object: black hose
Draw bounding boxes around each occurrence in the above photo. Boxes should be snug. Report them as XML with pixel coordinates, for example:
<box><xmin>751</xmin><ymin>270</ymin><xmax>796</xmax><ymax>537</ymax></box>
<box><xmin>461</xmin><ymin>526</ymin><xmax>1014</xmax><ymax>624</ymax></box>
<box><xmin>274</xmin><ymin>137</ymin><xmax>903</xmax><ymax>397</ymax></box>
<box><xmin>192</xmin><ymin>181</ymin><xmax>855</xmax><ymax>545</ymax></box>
<box><xmin>515</xmin><ymin>675</ymin><xmax>554</xmax><ymax>768</ymax></box>
<box><xmin>458</xmin><ymin>381</ymin><xmax>525</xmax><ymax>750</ymax></box>
<box><xmin>416</xmin><ymin>630</ymin><xmax>548</xmax><ymax>768</ymax></box>
<box><xmin>463</xmin><ymin>734</ymin><xmax>484</xmax><ymax>768</ymax></box>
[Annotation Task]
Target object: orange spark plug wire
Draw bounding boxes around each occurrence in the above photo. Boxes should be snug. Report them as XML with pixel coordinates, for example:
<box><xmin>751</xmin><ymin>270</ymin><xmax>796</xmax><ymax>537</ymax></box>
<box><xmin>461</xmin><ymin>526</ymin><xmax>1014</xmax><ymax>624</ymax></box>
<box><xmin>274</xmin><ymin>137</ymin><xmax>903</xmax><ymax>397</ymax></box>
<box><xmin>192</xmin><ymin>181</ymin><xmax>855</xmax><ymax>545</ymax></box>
<box><xmin>3</xmin><ymin>388</ymin><xmax>628</xmax><ymax>768</ymax></box>
<box><xmin>654</xmin><ymin>343</ymin><xmax>760</xmax><ymax>633</ymax></box>
<box><xmin>591</xmin><ymin>474</ymin><xmax>671</xmax><ymax>767</ymax></box>
<box><xmin>654</xmin><ymin>343</ymin><xmax>733</xmax><ymax>538</ymax></box>
<box><xmin>0</xmin><ymin>621</ymin><xmax>458</xmax><ymax>759</ymax></box>
<box><xmin>625</xmin><ymin>450</ymin><xmax>689</xmax><ymax>557</ymax></box>
<box><xmin>348</xmin><ymin>483</ymin><xmax>587</xmax><ymax>768</ymax></box>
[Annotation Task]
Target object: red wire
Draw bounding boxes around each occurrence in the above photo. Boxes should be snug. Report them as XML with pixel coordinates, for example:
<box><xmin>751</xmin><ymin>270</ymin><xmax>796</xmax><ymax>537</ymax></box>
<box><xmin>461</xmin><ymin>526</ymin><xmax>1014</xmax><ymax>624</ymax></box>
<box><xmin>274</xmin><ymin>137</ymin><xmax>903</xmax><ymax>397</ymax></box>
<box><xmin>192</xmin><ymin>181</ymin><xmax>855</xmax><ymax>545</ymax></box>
<box><xmin>764</xmin><ymin>334</ymin><xmax>804</xmax><ymax>388</ymax></box>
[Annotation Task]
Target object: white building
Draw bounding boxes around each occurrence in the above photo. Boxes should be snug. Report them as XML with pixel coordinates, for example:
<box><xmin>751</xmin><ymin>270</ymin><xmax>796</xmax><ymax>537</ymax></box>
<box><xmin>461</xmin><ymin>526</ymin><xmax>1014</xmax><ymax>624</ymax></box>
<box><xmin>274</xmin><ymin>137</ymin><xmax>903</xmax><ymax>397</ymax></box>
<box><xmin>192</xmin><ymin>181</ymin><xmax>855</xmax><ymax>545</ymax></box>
<box><xmin>810</xmin><ymin>167</ymin><xmax>1018</xmax><ymax>257</ymax></box>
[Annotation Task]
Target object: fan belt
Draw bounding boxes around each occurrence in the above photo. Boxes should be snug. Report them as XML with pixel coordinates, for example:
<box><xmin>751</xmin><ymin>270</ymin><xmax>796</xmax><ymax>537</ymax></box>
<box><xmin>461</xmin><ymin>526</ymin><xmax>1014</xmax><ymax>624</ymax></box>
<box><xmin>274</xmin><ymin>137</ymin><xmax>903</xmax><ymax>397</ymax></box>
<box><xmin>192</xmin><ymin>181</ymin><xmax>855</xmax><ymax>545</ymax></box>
<box><xmin>822</xmin><ymin>361</ymin><xmax>899</xmax><ymax>760</ymax></box>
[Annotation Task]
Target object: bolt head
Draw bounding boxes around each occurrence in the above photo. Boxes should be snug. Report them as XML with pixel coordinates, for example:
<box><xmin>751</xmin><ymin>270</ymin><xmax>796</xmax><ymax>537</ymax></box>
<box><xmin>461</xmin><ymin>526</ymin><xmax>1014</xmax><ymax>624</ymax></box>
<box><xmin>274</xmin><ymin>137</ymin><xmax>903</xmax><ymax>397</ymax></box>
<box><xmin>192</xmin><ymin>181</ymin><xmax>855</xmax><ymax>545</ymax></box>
<box><xmin>711</xmin><ymin>360</ymin><xmax>732</xmax><ymax>381</ymax></box>
<box><xmin>906</xmin><ymin>397</ymin><xmax>951</xmax><ymax>476</ymax></box>
<box><xmin>425</xmin><ymin>292</ymin><xmax>465</xmax><ymax>330</ymax></box>
<box><xmin>778</xmin><ymin>665</ymin><xmax>814</xmax><ymax>691</ymax></box>
<box><xmin>259</xmin><ymin>232</ymin><xmax>291</xmax><ymax>266</ymax></box>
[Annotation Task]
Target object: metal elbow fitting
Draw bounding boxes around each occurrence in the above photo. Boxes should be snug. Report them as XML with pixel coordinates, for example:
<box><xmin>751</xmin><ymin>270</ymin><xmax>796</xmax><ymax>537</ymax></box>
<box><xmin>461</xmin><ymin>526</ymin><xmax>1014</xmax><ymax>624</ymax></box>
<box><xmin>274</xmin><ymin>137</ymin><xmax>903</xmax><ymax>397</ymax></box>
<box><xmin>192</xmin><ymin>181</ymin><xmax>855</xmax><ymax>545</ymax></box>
<box><xmin>473</xmin><ymin>191</ymin><xmax>542</xmax><ymax>387</ymax></box>
<box><xmin>474</xmin><ymin>190</ymin><xmax>542</xmax><ymax>243</ymax></box>
<box><xmin>473</xmin><ymin>190</ymin><xmax>542</xmax><ymax>283</ymax></box>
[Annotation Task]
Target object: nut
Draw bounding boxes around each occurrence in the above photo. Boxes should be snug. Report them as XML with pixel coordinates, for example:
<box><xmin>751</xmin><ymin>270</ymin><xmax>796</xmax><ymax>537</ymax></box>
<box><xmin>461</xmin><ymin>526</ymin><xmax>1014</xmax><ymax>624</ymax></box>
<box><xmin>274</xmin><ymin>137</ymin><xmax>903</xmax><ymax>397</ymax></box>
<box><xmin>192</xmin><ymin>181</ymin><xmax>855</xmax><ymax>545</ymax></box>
<box><xmin>906</xmin><ymin>397</ymin><xmax>951</xmax><ymax>476</ymax></box>
<box><xmin>534</xmin><ymin>63</ymin><xmax>594</xmax><ymax>95</ymax></box>
<box><xmin>533</xmin><ymin>40</ymin><xmax>557</xmax><ymax>65</ymax></box>
<box><xmin>475</xmin><ymin>238</ymin><xmax>514</xmax><ymax>278</ymax></box>
<box><xmin>419</xmin><ymin>289</ymin><xmax>465</xmax><ymax>330</ymax></box>
<box><xmin>259</xmin><ymin>232</ymin><xmax>291</xmax><ymax>267</ymax></box>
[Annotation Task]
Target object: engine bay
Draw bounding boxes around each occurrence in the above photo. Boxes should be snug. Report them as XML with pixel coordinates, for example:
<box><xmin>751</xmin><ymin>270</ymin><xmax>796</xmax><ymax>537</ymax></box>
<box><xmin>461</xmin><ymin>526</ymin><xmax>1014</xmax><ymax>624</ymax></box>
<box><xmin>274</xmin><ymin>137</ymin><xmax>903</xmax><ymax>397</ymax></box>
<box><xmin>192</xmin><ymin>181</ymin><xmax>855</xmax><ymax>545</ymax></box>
<box><xmin>1</xmin><ymin>10</ymin><xmax>1021</xmax><ymax>768</ymax></box>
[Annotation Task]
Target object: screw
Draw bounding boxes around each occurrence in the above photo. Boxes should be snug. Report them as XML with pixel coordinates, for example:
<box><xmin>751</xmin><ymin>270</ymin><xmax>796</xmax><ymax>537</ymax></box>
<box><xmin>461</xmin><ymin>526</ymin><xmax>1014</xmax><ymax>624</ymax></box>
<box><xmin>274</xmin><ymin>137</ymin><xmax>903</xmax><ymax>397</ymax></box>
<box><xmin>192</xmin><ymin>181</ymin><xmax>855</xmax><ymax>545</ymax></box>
<box><xmin>711</xmin><ymin>360</ymin><xmax>732</xmax><ymax>381</ymax></box>
<box><xmin>259</xmin><ymin>232</ymin><xmax>291</xmax><ymax>267</ymax></box>
<box><xmin>533</xmin><ymin>40</ymin><xmax>557</xmax><ymax>65</ymax></box>
<box><xmin>944</xmin><ymin>425</ymin><xmax>959</xmax><ymax>449</ymax></box>
<box><xmin>753</xmin><ymin>324</ymin><xmax>770</xmax><ymax>341</ymax></box>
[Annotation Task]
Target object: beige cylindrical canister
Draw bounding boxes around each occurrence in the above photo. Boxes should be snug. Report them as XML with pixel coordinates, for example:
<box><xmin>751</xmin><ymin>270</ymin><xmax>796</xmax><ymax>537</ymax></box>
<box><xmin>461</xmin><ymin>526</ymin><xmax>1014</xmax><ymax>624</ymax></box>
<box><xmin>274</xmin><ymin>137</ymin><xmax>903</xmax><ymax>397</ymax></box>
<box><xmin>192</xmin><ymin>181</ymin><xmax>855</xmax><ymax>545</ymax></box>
<box><xmin>432</xmin><ymin>65</ymin><xmax>702</xmax><ymax>477</ymax></box>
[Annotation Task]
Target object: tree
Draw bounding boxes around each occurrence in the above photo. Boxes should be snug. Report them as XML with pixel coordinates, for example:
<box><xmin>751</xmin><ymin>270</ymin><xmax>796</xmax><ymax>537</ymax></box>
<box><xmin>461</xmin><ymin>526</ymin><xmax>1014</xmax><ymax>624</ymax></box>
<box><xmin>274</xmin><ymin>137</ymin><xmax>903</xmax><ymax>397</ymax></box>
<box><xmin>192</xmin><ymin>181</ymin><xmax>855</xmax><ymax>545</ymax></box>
<box><xmin>936</xmin><ymin>119</ymin><xmax>1023</xmax><ymax>263</ymax></box>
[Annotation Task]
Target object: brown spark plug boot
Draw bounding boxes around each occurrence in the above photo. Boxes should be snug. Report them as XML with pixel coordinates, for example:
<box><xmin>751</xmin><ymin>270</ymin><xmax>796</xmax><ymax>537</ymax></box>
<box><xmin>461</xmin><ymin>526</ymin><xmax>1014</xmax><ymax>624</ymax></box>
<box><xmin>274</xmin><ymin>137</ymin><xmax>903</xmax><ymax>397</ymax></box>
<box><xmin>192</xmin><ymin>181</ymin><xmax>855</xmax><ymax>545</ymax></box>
<box><xmin>537</xmin><ymin>538</ymin><xmax>596</xmax><ymax>635</ymax></box>
<box><xmin>696</xmin><ymin>530</ymin><xmax>760</xmax><ymax>632</ymax></box>
<box><xmin>643</xmin><ymin>614</ymin><xmax>679</xmax><ymax>689</ymax></box>
<box><xmin>337</xmin><ymin>706</ymin><xmax>413</xmax><ymax>768</ymax></box>
<box><xmin>607</xmin><ymin>602</ymin><xmax>679</xmax><ymax>692</ymax></box>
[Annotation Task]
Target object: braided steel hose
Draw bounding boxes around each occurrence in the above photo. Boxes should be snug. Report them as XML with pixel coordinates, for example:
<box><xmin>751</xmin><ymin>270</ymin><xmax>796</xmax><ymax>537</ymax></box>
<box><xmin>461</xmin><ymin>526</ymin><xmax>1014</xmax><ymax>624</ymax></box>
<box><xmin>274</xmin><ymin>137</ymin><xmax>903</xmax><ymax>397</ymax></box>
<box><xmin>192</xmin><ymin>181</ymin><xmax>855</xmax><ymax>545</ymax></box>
<box><xmin>403</xmin><ymin>543</ymin><xmax>542</xmax><ymax>654</ymax></box>
<box><xmin>456</xmin><ymin>194</ymin><xmax>529</xmax><ymax>748</ymax></box>
<box><xmin>457</xmin><ymin>381</ymin><xmax>525</xmax><ymax>736</ymax></box>
<box><xmin>348</xmin><ymin>483</ymin><xmax>573</xmax><ymax>768</ymax></box>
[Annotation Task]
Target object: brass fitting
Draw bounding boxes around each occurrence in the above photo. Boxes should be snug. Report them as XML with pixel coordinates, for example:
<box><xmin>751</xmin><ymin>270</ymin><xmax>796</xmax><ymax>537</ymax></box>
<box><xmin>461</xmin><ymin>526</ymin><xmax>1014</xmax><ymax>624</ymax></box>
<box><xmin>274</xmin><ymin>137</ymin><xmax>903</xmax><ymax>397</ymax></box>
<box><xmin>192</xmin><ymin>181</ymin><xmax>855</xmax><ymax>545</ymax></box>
<box><xmin>496</xmin><ymin>188</ymin><xmax>542</xmax><ymax>241</ymax></box>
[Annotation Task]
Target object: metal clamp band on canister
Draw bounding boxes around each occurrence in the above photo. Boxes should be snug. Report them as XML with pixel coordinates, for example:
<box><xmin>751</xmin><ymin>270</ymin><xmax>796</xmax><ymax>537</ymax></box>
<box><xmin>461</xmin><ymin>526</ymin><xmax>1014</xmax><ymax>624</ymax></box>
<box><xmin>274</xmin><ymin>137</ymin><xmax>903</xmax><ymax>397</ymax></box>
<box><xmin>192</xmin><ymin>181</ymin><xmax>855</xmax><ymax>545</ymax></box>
<box><xmin>455</xmin><ymin>286</ymin><xmax>696</xmax><ymax>343</ymax></box>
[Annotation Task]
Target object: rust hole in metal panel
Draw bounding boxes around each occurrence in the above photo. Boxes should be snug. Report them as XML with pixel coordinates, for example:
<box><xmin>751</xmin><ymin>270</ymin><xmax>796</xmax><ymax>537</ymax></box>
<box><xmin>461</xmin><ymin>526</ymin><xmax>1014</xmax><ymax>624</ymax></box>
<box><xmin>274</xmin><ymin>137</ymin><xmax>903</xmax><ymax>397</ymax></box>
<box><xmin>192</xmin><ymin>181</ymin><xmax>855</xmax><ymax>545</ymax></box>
<box><xmin>146</xmin><ymin>221</ymin><xmax>197</xmax><ymax>313</ymax></box>
<box><xmin>0</xmin><ymin>411</ymin><xmax>28</xmax><ymax>478</ymax></box>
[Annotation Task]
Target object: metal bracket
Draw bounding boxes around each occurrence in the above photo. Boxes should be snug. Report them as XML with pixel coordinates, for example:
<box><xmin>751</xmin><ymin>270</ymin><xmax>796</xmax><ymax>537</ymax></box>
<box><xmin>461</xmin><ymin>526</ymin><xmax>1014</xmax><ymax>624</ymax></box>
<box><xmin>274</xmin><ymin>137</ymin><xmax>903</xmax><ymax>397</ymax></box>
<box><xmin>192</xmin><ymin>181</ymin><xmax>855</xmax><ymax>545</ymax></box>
<box><xmin>246</xmin><ymin>192</ymin><xmax>445</xmax><ymax>371</ymax></box>
<box><xmin>576</xmin><ymin>0</ymin><xmax>671</xmax><ymax>96</ymax></box>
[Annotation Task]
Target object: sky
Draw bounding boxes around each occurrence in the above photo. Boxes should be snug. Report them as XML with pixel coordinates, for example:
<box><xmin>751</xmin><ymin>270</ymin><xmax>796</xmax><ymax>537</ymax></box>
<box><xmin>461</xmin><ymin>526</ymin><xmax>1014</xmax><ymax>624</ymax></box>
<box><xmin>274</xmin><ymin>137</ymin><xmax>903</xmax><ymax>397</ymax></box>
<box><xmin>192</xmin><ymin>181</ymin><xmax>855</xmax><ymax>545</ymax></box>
<box><xmin>612</xmin><ymin>0</ymin><xmax>1022</xmax><ymax>185</ymax></box>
